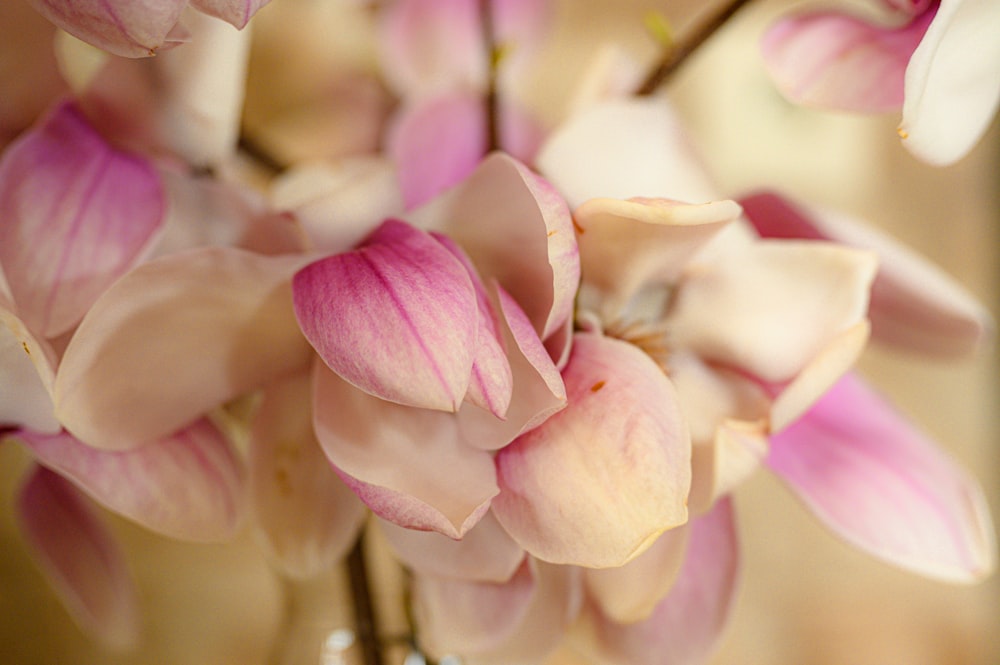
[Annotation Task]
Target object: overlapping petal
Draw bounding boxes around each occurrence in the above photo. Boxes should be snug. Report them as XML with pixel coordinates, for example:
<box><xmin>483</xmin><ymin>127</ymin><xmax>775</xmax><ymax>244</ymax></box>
<box><xmin>16</xmin><ymin>465</ymin><xmax>139</xmax><ymax>649</ymax></box>
<box><xmin>190</xmin><ymin>0</ymin><xmax>271</xmax><ymax>29</ymax></box>
<box><xmin>54</xmin><ymin>247</ymin><xmax>312</xmax><ymax>450</ymax></box>
<box><xmin>768</xmin><ymin>373</ymin><xmax>997</xmax><ymax>582</ymax></box>
<box><xmin>0</xmin><ymin>102</ymin><xmax>165</xmax><ymax>338</ymax></box>
<box><xmin>0</xmin><ymin>306</ymin><xmax>60</xmax><ymax>433</ymax></box>
<box><xmin>293</xmin><ymin>219</ymin><xmax>478</xmax><ymax>412</ymax></box>
<box><xmin>15</xmin><ymin>419</ymin><xmax>245</xmax><ymax>542</ymax></box>
<box><xmin>492</xmin><ymin>332</ymin><xmax>690</xmax><ymax>567</ymax></box>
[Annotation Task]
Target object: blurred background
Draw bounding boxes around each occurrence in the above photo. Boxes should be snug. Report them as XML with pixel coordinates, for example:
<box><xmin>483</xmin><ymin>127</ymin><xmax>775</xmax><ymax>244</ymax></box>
<box><xmin>1</xmin><ymin>0</ymin><xmax>997</xmax><ymax>663</ymax></box>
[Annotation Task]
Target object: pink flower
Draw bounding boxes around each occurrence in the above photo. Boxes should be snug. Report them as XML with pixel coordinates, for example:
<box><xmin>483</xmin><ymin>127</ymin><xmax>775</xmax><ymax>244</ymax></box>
<box><xmin>761</xmin><ymin>0</ymin><xmax>1000</xmax><ymax>164</ymax></box>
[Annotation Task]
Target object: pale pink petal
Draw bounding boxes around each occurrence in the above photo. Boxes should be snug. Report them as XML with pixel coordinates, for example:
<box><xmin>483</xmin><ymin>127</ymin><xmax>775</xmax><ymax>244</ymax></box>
<box><xmin>312</xmin><ymin>360</ymin><xmax>498</xmax><ymax>539</ymax></box>
<box><xmin>498</xmin><ymin>99</ymin><xmax>546</xmax><ymax>165</ymax></box>
<box><xmin>388</xmin><ymin>93</ymin><xmax>487</xmax><ymax>209</ymax></box>
<box><xmin>666</xmin><ymin>241</ymin><xmax>877</xmax><ymax>383</ymax></box>
<box><xmin>249</xmin><ymin>370</ymin><xmax>367</xmax><ymax>579</ymax></box>
<box><xmin>768</xmin><ymin>373</ymin><xmax>997</xmax><ymax>582</ymax></box>
<box><xmin>0</xmin><ymin>307</ymin><xmax>60</xmax><ymax>433</ymax></box>
<box><xmin>17</xmin><ymin>420</ymin><xmax>245</xmax><ymax>542</ymax></box>
<box><xmin>761</xmin><ymin>10</ymin><xmax>931</xmax><ymax>112</ymax></box>
<box><xmin>690</xmin><ymin>420</ymin><xmax>769</xmax><ymax>516</ymax></box>
<box><xmin>741</xmin><ymin>191</ymin><xmax>994</xmax><ymax>357</ymax></box>
<box><xmin>537</xmin><ymin>98</ymin><xmax>722</xmax><ymax>208</ymax></box>
<box><xmin>27</xmin><ymin>0</ymin><xmax>188</xmax><ymax>57</ymax></box>
<box><xmin>190</xmin><ymin>0</ymin><xmax>271</xmax><ymax>28</ymax></box>
<box><xmin>492</xmin><ymin>332</ymin><xmax>690</xmax><ymax>567</ymax></box>
<box><xmin>573</xmin><ymin>197</ymin><xmax>740</xmax><ymax>318</ymax></box>
<box><xmin>293</xmin><ymin>220</ymin><xmax>477</xmax><ymax>412</ymax></box>
<box><xmin>0</xmin><ymin>102</ymin><xmax>165</xmax><ymax>338</ymax></box>
<box><xmin>16</xmin><ymin>465</ymin><xmax>139</xmax><ymax>649</ymax></box>
<box><xmin>379</xmin><ymin>510</ymin><xmax>524</xmax><ymax>583</ymax></box>
<box><xmin>585</xmin><ymin>525</ymin><xmax>691</xmax><ymax>624</ymax></box>
<box><xmin>575</xmin><ymin>498</ymin><xmax>740</xmax><ymax>665</ymax></box>
<box><xmin>412</xmin><ymin>153</ymin><xmax>579</xmax><ymax>341</ymax></box>
<box><xmin>377</xmin><ymin>0</ymin><xmax>485</xmax><ymax>97</ymax></box>
<box><xmin>901</xmin><ymin>0</ymin><xmax>1000</xmax><ymax>164</ymax></box>
<box><xmin>54</xmin><ymin>247</ymin><xmax>313</xmax><ymax>450</ymax></box>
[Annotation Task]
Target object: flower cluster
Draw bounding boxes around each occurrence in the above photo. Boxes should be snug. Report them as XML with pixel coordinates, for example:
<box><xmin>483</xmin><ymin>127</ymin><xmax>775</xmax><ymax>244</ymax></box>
<box><xmin>0</xmin><ymin>0</ymin><xmax>996</xmax><ymax>663</ymax></box>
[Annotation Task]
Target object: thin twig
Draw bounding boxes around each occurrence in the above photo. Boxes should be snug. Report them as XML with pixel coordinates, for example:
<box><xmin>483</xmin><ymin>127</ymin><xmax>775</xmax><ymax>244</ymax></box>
<box><xmin>347</xmin><ymin>537</ymin><xmax>385</xmax><ymax>665</ymax></box>
<box><xmin>479</xmin><ymin>0</ymin><xmax>500</xmax><ymax>151</ymax></box>
<box><xmin>635</xmin><ymin>0</ymin><xmax>756</xmax><ymax>96</ymax></box>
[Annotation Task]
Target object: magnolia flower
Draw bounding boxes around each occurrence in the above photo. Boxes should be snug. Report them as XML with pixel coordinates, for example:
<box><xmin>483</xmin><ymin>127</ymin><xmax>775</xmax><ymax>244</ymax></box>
<box><xmin>761</xmin><ymin>0</ymin><xmax>1000</xmax><ymax>164</ymax></box>
<box><xmin>27</xmin><ymin>0</ymin><xmax>270</xmax><ymax>58</ymax></box>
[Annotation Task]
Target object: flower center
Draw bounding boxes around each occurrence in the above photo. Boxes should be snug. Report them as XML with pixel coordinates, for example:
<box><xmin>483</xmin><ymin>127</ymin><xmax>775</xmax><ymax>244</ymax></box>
<box><xmin>604</xmin><ymin>317</ymin><xmax>672</xmax><ymax>374</ymax></box>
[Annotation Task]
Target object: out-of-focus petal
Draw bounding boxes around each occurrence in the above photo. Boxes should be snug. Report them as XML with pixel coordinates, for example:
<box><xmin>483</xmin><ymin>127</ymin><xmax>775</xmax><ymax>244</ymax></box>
<box><xmin>270</xmin><ymin>157</ymin><xmax>404</xmax><ymax>254</ymax></box>
<box><xmin>574</xmin><ymin>498</ymin><xmax>740</xmax><ymax>665</ymax></box>
<box><xmin>16</xmin><ymin>420</ymin><xmax>245</xmax><ymax>542</ymax></box>
<box><xmin>493</xmin><ymin>332</ymin><xmax>690</xmax><ymax>568</ymax></box>
<box><xmin>573</xmin><ymin>196</ymin><xmax>740</xmax><ymax>318</ymax></box>
<box><xmin>377</xmin><ymin>0</ymin><xmax>485</xmax><ymax>97</ymax></box>
<box><xmin>54</xmin><ymin>247</ymin><xmax>312</xmax><ymax>450</ymax></box>
<box><xmin>537</xmin><ymin>97</ymin><xmax>722</xmax><ymax>208</ymax></box>
<box><xmin>293</xmin><ymin>220</ymin><xmax>477</xmax><ymax>412</ymax></box>
<box><xmin>312</xmin><ymin>360</ymin><xmax>497</xmax><ymax>539</ymax></box>
<box><xmin>16</xmin><ymin>465</ymin><xmax>139</xmax><ymax>649</ymax></box>
<box><xmin>901</xmin><ymin>0</ymin><xmax>1000</xmax><ymax>164</ymax></box>
<box><xmin>585</xmin><ymin>525</ymin><xmax>691</xmax><ymax>624</ymax></box>
<box><xmin>413</xmin><ymin>153</ymin><xmax>579</xmax><ymax>341</ymax></box>
<box><xmin>388</xmin><ymin>93</ymin><xmax>487</xmax><ymax>210</ymax></box>
<box><xmin>0</xmin><ymin>102</ymin><xmax>165</xmax><ymax>338</ymax></box>
<box><xmin>250</xmin><ymin>371</ymin><xmax>367</xmax><ymax>579</ymax></box>
<box><xmin>768</xmin><ymin>373</ymin><xmax>997</xmax><ymax>582</ymax></box>
<box><xmin>742</xmin><ymin>190</ymin><xmax>994</xmax><ymax>357</ymax></box>
<box><xmin>27</xmin><ymin>0</ymin><xmax>188</xmax><ymax>57</ymax></box>
<box><xmin>666</xmin><ymin>241</ymin><xmax>877</xmax><ymax>383</ymax></box>
<box><xmin>760</xmin><ymin>10</ymin><xmax>931</xmax><ymax>112</ymax></box>
<box><xmin>190</xmin><ymin>0</ymin><xmax>271</xmax><ymax>28</ymax></box>
<box><xmin>0</xmin><ymin>307</ymin><xmax>60</xmax><ymax>433</ymax></box>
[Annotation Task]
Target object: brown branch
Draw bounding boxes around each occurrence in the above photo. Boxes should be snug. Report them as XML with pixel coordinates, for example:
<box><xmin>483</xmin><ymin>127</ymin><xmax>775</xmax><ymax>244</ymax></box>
<box><xmin>347</xmin><ymin>536</ymin><xmax>385</xmax><ymax>665</ymax></box>
<box><xmin>480</xmin><ymin>0</ymin><xmax>500</xmax><ymax>151</ymax></box>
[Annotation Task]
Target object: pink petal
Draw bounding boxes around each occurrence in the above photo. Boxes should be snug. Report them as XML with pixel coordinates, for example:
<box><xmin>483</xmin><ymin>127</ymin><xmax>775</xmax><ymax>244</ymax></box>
<box><xmin>584</xmin><ymin>525</ymin><xmax>691</xmax><ymax>623</ymax></box>
<box><xmin>190</xmin><ymin>0</ymin><xmax>271</xmax><ymax>28</ymax></box>
<box><xmin>16</xmin><ymin>465</ymin><xmax>139</xmax><ymax>649</ymax></box>
<box><xmin>379</xmin><ymin>510</ymin><xmax>524</xmax><ymax>583</ymax></box>
<box><xmin>388</xmin><ymin>93</ymin><xmax>487</xmax><ymax>210</ymax></box>
<box><xmin>0</xmin><ymin>306</ymin><xmax>60</xmax><ymax>433</ymax></box>
<box><xmin>26</xmin><ymin>0</ymin><xmax>188</xmax><ymax>57</ymax></box>
<box><xmin>492</xmin><ymin>332</ymin><xmax>690</xmax><ymax>567</ymax></box>
<box><xmin>767</xmin><ymin>373</ymin><xmax>997</xmax><ymax>582</ymax></box>
<box><xmin>377</xmin><ymin>0</ymin><xmax>486</xmax><ymax>97</ymax></box>
<box><xmin>54</xmin><ymin>247</ymin><xmax>312</xmax><ymax>450</ymax></box>
<box><xmin>249</xmin><ymin>370</ymin><xmax>367</xmax><ymax>579</ymax></box>
<box><xmin>0</xmin><ymin>102</ymin><xmax>165</xmax><ymax>338</ymax></box>
<box><xmin>901</xmin><ymin>0</ymin><xmax>1000</xmax><ymax>164</ymax></box>
<box><xmin>312</xmin><ymin>360</ymin><xmax>498</xmax><ymax>539</ymax></box>
<box><xmin>16</xmin><ymin>419</ymin><xmax>246</xmax><ymax>542</ymax></box>
<box><xmin>666</xmin><ymin>240</ymin><xmax>877</xmax><ymax>383</ymax></box>
<box><xmin>293</xmin><ymin>219</ymin><xmax>477</xmax><ymax>412</ymax></box>
<box><xmin>741</xmin><ymin>191</ymin><xmax>994</xmax><ymax>357</ymax></box>
<box><xmin>576</xmin><ymin>498</ymin><xmax>740</xmax><ymax>665</ymax></box>
<box><xmin>412</xmin><ymin>153</ymin><xmax>579</xmax><ymax>342</ymax></box>
<box><xmin>760</xmin><ymin>10</ymin><xmax>931</xmax><ymax>112</ymax></box>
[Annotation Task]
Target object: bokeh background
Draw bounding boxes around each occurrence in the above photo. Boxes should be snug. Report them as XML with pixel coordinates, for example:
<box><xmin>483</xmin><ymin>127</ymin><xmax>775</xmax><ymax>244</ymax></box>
<box><xmin>1</xmin><ymin>1</ymin><xmax>997</xmax><ymax>663</ymax></box>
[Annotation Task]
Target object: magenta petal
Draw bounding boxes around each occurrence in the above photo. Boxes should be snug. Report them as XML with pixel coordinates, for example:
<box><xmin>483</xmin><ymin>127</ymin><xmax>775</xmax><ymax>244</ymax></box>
<box><xmin>768</xmin><ymin>373</ymin><xmax>996</xmax><ymax>582</ymax></box>
<box><xmin>760</xmin><ymin>10</ymin><xmax>931</xmax><ymax>112</ymax></box>
<box><xmin>388</xmin><ymin>93</ymin><xmax>487</xmax><ymax>209</ymax></box>
<box><xmin>189</xmin><ymin>0</ymin><xmax>271</xmax><ymax>28</ymax></box>
<box><xmin>17</xmin><ymin>419</ymin><xmax>246</xmax><ymax>542</ymax></box>
<box><xmin>16</xmin><ymin>465</ymin><xmax>140</xmax><ymax>649</ymax></box>
<box><xmin>294</xmin><ymin>219</ymin><xmax>477</xmax><ymax>412</ymax></box>
<box><xmin>0</xmin><ymin>102</ymin><xmax>165</xmax><ymax>337</ymax></box>
<box><xmin>27</xmin><ymin>0</ymin><xmax>187</xmax><ymax>57</ymax></box>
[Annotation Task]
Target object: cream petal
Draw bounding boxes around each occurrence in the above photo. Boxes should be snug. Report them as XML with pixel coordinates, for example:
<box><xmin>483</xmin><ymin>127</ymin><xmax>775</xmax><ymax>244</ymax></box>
<box><xmin>293</xmin><ymin>220</ymin><xmax>477</xmax><ymax>412</ymax></box>
<box><xmin>54</xmin><ymin>247</ymin><xmax>312</xmax><ymax>450</ymax></box>
<box><xmin>0</xmin><ymin>102</ymin><xmax>165</xmax><ymax>338</ymax></box>
<box><xmin>666</xmin><ymin>240</ymin><xmax>877</xmax><ymax>383</ymax></box>
<box><xmin>312</xmin><ymin>360</ymin><xmax>498</xmax><ymax>539</ymax></box>
<box><xmin>690</xmin><ymin>420</ymin><xmax>769</xmax><ymax>516</ymax></box>
<box><xmin>17</xmin><ymin>419</ymin><xmax>245</xmax><ymax>542</ymax></box>
<box><xmin>901</xmin><ymin>0</ymin><xmax>1000</xmax><ymax>164</ymax></box>
<box><xmin>16</xmin><ymin>465</ymin><xmax>140</xmax><ymax>649</ymax></box>
<box><xmin>0</xmin><ymin>307</ymin><xmax>59</xmax><ymax>433</ymax></box>
<box><xmin>492</xmin><ymin>332</ymin><xmax>690</xmax><ymax>568</ymax></box>
<box><xmin>768</xmin><ymin>373</ymin><xmax>997</xmax><ymax>582</ymax></box>
<box><xmin>249</xmin><ymin>370</ymin><xmax>367</xmax><ymax>579</ymax></box>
